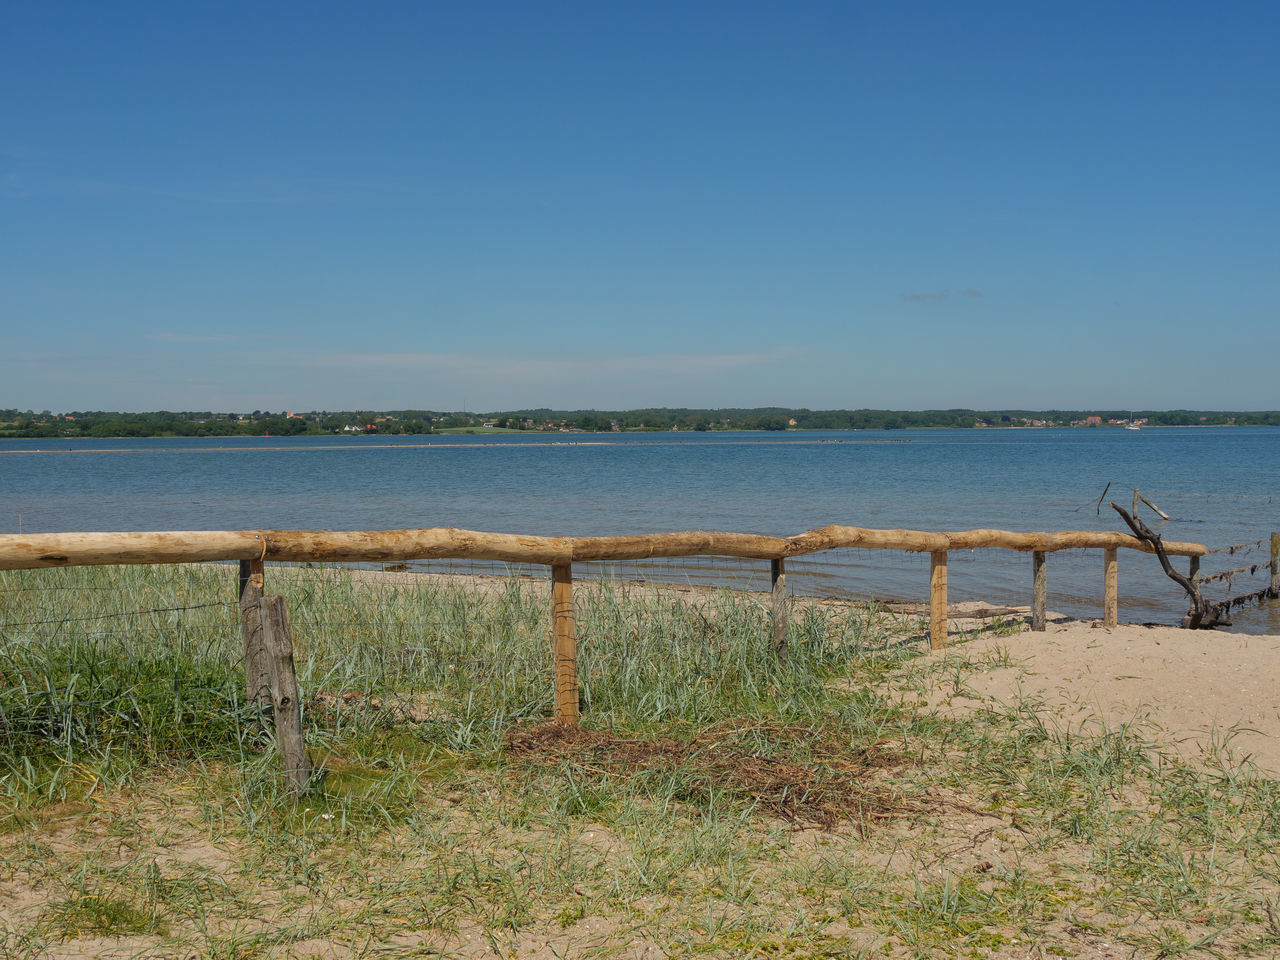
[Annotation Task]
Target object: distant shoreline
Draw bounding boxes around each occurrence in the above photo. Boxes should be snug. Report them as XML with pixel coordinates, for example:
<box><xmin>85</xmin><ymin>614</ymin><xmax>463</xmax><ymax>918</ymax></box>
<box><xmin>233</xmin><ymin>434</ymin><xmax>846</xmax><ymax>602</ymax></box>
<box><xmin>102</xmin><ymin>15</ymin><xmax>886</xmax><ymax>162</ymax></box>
<box><xmin>6</xmin><ymin>407</ymin><xmax>1276</xmax><ymax>441</ymax></box>
<box><xmin>0</xmin><ymin>421</ymin><xmax>1269</xmax><ymax>449</ymax></box>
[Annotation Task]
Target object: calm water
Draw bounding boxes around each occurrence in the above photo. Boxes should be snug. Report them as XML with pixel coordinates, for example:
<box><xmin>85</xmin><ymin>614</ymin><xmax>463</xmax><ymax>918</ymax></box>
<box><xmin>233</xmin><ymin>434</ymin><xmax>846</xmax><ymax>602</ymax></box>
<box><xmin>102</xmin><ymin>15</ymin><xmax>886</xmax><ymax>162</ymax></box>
<box><xmin>3</xmin><ymin>428</ymin><xmax>1278</xmax><ymax>631</ymax></box>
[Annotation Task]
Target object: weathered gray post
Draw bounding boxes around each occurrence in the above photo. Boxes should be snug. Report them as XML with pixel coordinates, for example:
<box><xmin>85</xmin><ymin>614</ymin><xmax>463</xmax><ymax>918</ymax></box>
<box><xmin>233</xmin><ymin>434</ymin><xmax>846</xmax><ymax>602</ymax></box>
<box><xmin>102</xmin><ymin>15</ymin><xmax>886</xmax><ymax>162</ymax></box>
<box><xmin>1031</xmin><ymin>551</ymin><xmax>1047</xmax><ymax>632</ymax></box>
<box><xmin>770</xmin><ymin>558</ymin><xmax>787</xmax><ymax>660</ymax></box>
<box><xmin>239</xmin><ymin>559</ymin><xmax>271</xmax><ymax>709</ymax></box>
<box><xmin>1270</xmin><ymin>532</ymin><xmax>1279</xmax><ymax>598</ymax></box>
<box><xmin>259</xmin><ymin>594</ymin><xmax>310</xmax><ymax>794</ymax></box>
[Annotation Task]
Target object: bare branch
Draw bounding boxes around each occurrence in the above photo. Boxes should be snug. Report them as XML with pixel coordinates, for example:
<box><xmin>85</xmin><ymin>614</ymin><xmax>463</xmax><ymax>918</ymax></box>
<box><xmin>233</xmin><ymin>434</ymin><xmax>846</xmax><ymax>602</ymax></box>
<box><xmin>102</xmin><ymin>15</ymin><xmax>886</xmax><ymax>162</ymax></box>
<box><xmin>1110</xmin><ymin>502</ymin><xmax>1225</xmax><ymax>628</ymax></box>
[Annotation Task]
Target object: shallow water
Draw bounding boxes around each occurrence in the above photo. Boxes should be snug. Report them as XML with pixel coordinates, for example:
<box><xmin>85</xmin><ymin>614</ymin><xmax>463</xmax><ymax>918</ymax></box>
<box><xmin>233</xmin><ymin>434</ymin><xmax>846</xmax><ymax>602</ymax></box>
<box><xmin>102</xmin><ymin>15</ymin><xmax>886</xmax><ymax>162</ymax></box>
<box><xmin>2</xmin><ymin>427</ymin><xmax>1277</xmax><ymax>630</ymax></box>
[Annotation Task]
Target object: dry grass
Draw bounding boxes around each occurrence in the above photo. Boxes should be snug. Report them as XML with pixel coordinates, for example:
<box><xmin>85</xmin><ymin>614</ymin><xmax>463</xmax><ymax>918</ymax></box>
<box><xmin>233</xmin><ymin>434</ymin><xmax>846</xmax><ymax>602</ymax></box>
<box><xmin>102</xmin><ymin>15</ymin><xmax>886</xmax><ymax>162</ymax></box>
<box><xmin>504</xmin><ymin>718</ymin><xmax>910</xmax><ymax>831</ymax></box>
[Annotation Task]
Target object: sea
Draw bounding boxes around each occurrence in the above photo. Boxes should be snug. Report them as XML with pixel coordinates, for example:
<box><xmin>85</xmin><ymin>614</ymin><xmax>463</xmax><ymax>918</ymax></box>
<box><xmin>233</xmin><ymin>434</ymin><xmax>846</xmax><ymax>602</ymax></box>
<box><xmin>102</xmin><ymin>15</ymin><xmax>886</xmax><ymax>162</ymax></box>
<box><xmin>2</xmin><ymin>427</ymin><xmax>1278</xmax><ymax>632</ymax></box>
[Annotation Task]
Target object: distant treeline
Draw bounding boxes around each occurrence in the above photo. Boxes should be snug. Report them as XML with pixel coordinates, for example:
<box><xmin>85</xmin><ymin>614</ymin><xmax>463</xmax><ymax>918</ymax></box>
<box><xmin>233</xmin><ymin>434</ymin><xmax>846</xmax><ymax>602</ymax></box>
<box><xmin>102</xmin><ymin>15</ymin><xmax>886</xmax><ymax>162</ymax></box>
<box><xmin>3</xmin><ymin>407</ymin><xmax>1280</xmax><ymax>439</ymax></box>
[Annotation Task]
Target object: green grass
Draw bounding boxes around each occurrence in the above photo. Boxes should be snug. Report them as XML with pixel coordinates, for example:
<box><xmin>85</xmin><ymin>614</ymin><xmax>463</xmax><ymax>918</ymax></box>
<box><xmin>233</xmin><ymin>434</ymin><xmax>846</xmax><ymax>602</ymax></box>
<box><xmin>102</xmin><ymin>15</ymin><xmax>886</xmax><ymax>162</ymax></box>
<box><xmin>1</xmin><ymin>563</ymin><xmax>1279</xmax><ymax>957</ymax></box>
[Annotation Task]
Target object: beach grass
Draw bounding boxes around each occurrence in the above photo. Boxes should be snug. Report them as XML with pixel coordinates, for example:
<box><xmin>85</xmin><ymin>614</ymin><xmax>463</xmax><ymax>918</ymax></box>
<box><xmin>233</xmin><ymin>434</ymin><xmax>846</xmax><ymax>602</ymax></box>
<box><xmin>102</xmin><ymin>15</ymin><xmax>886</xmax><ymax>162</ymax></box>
<box><xmin>1</xmin><ymin>563</ymin><xmax>1278</xmax><ymax>957</ymax></box>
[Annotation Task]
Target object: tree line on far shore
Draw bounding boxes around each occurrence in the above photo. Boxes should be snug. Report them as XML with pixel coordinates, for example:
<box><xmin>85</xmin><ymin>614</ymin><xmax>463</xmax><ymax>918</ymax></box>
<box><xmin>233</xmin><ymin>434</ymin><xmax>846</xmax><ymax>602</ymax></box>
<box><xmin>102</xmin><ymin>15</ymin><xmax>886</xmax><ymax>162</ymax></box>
<box><xmin>4</xmin><ymin>407</ymin><xmax>1280</xmax><ymax>439</ymax></box>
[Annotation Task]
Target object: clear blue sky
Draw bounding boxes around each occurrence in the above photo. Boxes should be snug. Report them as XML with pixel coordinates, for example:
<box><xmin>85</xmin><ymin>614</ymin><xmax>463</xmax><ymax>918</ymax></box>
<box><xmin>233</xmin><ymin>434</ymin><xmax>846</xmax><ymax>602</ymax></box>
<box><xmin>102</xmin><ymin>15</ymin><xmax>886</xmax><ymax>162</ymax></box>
<box><xmin>4</xmin><ymin>1</ymin><xmax>1277</xmax><ymax>412</ymax></box>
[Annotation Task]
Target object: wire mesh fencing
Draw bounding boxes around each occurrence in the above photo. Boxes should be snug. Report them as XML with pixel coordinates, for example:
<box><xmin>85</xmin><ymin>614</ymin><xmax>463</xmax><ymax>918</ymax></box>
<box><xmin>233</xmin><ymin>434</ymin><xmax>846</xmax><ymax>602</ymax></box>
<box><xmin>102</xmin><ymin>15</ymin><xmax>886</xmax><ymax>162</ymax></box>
<box><xmin>3</xmin><ymin>529</ymin><xmax>1276</xmax><ymax>795</ymax></box>
<box><xmin>350</xmin><ymin>546</ymin><xmax>1201</xmax><ymax>621</ymax></box>
<box><xmin>1195</xmin><ymin>536</ymin><xmax>1278</xmax><ymax>618</ymax></box>
<box><xmin>0</xmin><ymin>560</ymin><xmax>892</xmax><ymax>787</ymax></box>
<box><xmin>0</xmin><ymin>564</ymin><xmax>248</xmax><ymax>777</ymax></box>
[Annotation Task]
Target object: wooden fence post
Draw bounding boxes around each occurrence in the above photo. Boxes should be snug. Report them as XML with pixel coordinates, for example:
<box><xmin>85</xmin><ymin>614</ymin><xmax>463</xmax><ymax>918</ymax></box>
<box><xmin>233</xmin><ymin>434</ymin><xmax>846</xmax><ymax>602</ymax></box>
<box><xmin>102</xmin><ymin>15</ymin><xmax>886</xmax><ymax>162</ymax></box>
<box><xmin>551</xmin><ymin>563</ymin><xmax>578</xmax><ymax>726</ymax></box>
<box><xmin>239</xmin><ymin>559</ymin><xmax>271</xmax><ymax>710</ymax></box>
<box><xmin>259</xmin><ymin>594</ymin><xmax>310</xmax><ymax>794</ymax></box>
<box><xmin>1270</xmin><ymin>532</ymin><xmax>1279</xmax><ymax>598</ymax></box>
<box><xmin>1031</xmin><ymin>551</ymin><xmax>1046</xmax><ymax>631</ymax></box>
<box><xmin>1189</xmin><ymin>555</ymin><xmax>1200</xmax><ymax>591</ymax></box>
<box><xmin>929</xmin><ymin>551</ymin><xmax>948</xmax><ymax>650</ymax></box>
<box><xmin>770</xmin><ymin>558</ymin><xmax>787</xmax><ymax>661</ymax></box>
<box><xmin>1103</xmin><ymin>548</ymin><xmax>1118</xmax><ymax>627</ymax></box>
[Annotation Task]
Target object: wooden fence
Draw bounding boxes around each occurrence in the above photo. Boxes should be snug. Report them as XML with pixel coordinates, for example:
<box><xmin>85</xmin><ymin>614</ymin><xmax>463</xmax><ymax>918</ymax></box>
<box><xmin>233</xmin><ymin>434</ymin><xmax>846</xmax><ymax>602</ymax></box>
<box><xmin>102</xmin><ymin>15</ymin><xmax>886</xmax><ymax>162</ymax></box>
<box><xmin>4</xmin><ymin>523</ymin><xmax>1272</xmax><ymax>791</ymax></box>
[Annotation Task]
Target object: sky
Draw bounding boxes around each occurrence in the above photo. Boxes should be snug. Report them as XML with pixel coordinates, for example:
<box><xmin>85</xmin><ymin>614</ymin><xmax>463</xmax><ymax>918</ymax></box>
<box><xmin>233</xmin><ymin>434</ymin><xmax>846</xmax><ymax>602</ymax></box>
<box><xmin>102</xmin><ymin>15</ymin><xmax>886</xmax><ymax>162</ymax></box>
<box><xmin>3</xmin><ymin>0</ymin><xmax>1278</xmax><ymax>412</ymax></box>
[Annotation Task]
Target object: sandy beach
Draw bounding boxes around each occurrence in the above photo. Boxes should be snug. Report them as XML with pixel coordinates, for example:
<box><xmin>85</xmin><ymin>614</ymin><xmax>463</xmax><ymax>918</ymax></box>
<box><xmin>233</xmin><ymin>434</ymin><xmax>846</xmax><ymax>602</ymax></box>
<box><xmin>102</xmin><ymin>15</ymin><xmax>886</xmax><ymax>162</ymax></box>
<box><xmin>926</xmin><ymin>610</ymin><xmax>1280</xmax><ymax>774</ymax></box>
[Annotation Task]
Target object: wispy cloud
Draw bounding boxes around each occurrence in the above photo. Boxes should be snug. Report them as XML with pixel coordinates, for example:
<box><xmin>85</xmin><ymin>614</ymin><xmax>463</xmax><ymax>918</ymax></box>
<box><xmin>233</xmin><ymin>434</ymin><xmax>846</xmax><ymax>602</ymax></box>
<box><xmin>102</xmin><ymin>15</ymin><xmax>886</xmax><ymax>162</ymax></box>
<box><xmin>3</xmin><ymin>172</ymin><xmax>393</xmax><ymax>206</ymax></box>
<box><xmin>305</xmin><ymin>347</ymin><xmax>803</xmax><ymax>381</ymax></box>
<box><xmin>4</xmin><ymin>344</ymin><xmax>811</xmax><ymax>410</ymax></box>
<box><xmin>904</xmin><ymin>289</ymin><xmax>983</xmax><ymax>301</ymax></box>
<box><xmin>185</xmin><ymin>346</ymin><xmax>810</xmax><ymax>410</ymax></box>
<box><xmin>56</xmin><ymin>178</ymin><xmax>317</xmax><ymax>206</ymax></box>
<box><xmin>0</xmin><ymin>145</ymin><xmax>50</xmax><ymax>162</ymax></box>
<box><xmin>146</xmin><ymin>332</ymin><xmax>236</xmax><ymax>344</ymax></box>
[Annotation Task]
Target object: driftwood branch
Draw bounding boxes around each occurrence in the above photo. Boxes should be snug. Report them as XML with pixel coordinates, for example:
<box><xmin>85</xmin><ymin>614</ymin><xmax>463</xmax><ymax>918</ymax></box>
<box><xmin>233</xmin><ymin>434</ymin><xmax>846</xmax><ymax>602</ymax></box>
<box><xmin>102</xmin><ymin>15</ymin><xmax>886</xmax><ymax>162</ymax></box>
<box><xmin>1095</xmin><ymin>481</ymin><xmax>1112</xmax><ymax>517</ymax></box>
<box><xmin>1110</xmin><ymin>502</ymin><xmax>1225</xmax><ymax>628</ymax></box>
<box><xmin>1133</xmin><ymin>488</ymin><xmax>1172</xmax><ymax>521</ymax></box>
<box><xmin>1138</xmin><ymin>492</ymin><xmax>1172</xmax><ymax>521</ymax></box>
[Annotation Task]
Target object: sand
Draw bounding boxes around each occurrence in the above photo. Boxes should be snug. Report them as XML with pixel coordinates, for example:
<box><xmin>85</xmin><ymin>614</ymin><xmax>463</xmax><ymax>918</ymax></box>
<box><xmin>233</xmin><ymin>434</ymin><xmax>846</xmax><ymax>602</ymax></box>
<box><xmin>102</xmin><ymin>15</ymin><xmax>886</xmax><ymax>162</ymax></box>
<box><xmin>930</xmin><ymin>613</ymin><xmax>1280</xmax><ymax>773</ymax></box>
